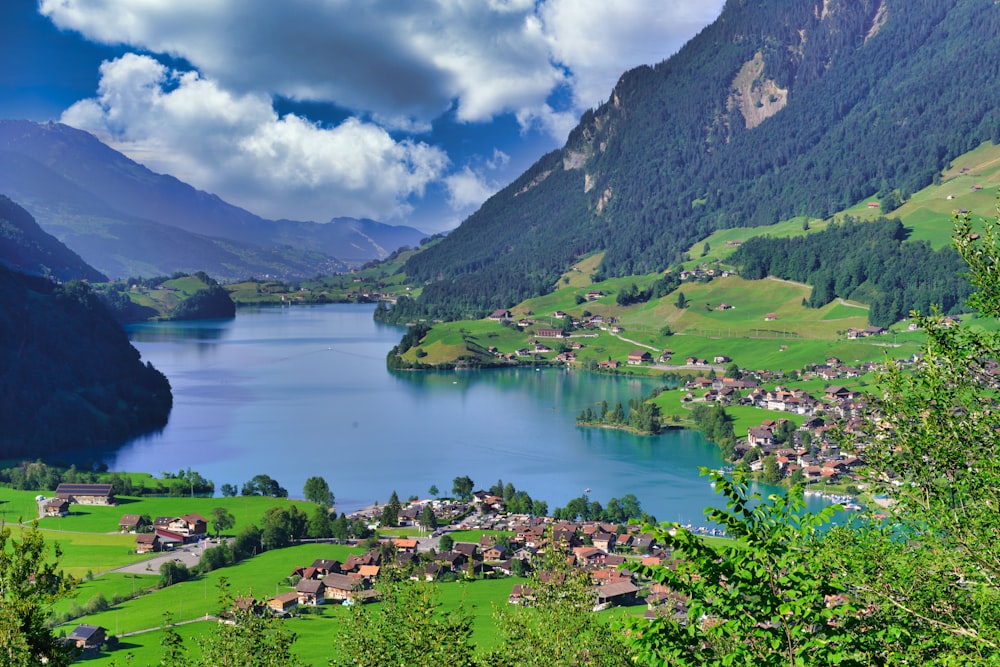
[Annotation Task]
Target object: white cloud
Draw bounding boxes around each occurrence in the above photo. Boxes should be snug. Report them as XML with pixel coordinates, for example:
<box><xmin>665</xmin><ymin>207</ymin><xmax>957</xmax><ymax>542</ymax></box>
<box><xmin>42</xmin><ymin>0</ymin><xmax>725</xmax><ymax>224</ymax></box>
<box><xmin>62</xmin><ymin>54</ymin><xmax>449</xmax><ymax>222</ymax></box>
<box><xmin>538</xmin><ymin>0</ymin><xmax>727</xmax><ymax>111</ymax></box>
<box><xmin>41</xmin><ymin>0</ymin><xmax>724</xmax><ymax>136</ymax></box>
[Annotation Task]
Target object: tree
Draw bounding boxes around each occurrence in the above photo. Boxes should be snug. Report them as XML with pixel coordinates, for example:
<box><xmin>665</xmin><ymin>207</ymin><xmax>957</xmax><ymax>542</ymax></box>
<box><xmin>724</xmin><ymin>361</ymin><xmax>742</xmax><ymax>380</ymax></box>
<box><xmin>308</xmin><ymin>506</ymin><xmax>332</xmax><ymax>538</ymax></box>
<box><xmin>332</xmin><ymin>571</ymin><xmax>476</xmax><ymax>667</ymax></box>
<box><xmin>196</xmin><ymin>578</ymin><xmax>304</xmax><ymax>667</ymax></box>
<box><xmin>380</xmin><ymin>490</ymin><xmax>402</xmax><ymax>528</ymax></box>
<box><xmin>761</xmin><ymin>454</ymin><xmax>781</xmax><ymax>485</ymax></box>
<box><xmin>629</xmin><ymin>471</ymin><xmax>855</xmax><ymax>666</ymax></box>
<box><xmin>159</xmin><ymin>612</ymin><xmax>186</xmax><ymax>667</ymax></box>
<box><xmin>211</xmin><ymin>507</ymin><xmax>235</xmax><ymax>538</ymax></box>
<box><xmin>0</xmin><ymin>521</ymin><xmax>75</xmax><ymax>667</ymax></box>
<box><xmin>419</xmin><ymin>504</ymin><xmax>438</xmax><ymax>530</ymax></box>
<box><xmin>438</xmin><ymin>534</ymin><xmax>454</xmax><ymax>552</ymax></box>
<box><xmin>483</xmin><ymin>538</ymin><xmax>634</xmax><ymax>667</ymax></box>
<box><xmin>303</xmin><ymin>476</ymin><xmax>334</xmax><ymax>507</ymax></box>
<box><xmin>452</xmin><ymin>475</ymin><xmax>474</xmax><ymax>501</ymax></box>
<box><xmin>429</xmin><ymin>484</ymin><xmax>439</xmax><ymax>497</ymax></box>
<box><xmin>675</xmin><ymin>291</ymin><xmax>687</xmax><ymax>309</ymax></box>
<box><xmin>220</xmin><ymin>483</ymin><xmax>237</xmax><ymax>497</ymax></box>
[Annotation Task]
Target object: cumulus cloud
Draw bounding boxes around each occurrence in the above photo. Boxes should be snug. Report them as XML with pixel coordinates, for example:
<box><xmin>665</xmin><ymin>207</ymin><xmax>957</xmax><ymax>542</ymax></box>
<box><xmin>41</xmin><ymin>0</ymin><xmax>723</xmax><ymax>134</ymax></box>
<box><xmin>538</xmin><ymin>0</ymin><xmax>727</xmax><ymax>110</ymax></box>
<box><xmin>42</xmin><ymin>0</ymin><xmax>724</xmax><ymax>224</ymax></box>
<box><xmin>62</xmin><ymin>54</ymin><xmax>449</xmax><ymax>222</ymax></box>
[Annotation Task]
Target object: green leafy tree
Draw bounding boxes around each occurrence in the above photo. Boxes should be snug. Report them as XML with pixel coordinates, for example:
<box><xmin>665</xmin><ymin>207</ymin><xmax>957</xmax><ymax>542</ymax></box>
<box><xmin>438</xmin><ymin>534</ymin><xmax>454</xmax><ymax>552</ymax></box>
<box><xmin>211</xmin><ymin>506</ymin><xmax>235</xmax><ymax>538</ymax></box>
<box><xmin>761</xmin><ymin>454</ymin><xmax>781</xmax><ymax>484</ymax></box>
<box><xmin>675</xmin><ymin>291</ymin><xmax>687</xmax><ymax>309</ymax></box>
<box><xmin>629</xmin><ymin>471</ymin><xmax>855</xmax><ymax>665</ymax></box>
<box><xmin>307</xmin><ymin>506</ymin><xmax>332</xmax><ymax>538</ymax></box>
<box><xmin>196</xmin><ymin>578</ymin><xmax>304</xmax><ymax>667</ymax></box>
<box><xmin>380</xmin><ymin>490</ymin><xmax>402</xmax><ymax>528</ymax></box>
<box><xmin>0</xmin><ymin>521</ymin><xmax>75</xmax><ymax>667</ymax></box>
<box><xmin>332</xmin><ymin>571</ymin><xmax>476</xmax><ymax>667</ymax></box>
<box><xmin>452</xmin><ymin>475</ymin><xmax>474</xmax><ymax>501</ymax></box>
<box><xmin>158</xmin><ymin>612</ymin><xmax>186</xmax><ymax>667</ymax></box>
<box><xmin>429</xmin><ymin>484</ymin><xmax>439</xmax><ymax>497</ymax></box>
<box><xmin>484</xmin><ymin>536</ymin><xmax>633</xmax><ymax>667</ymax></box>
<box><xmin>419</xmin><ymin>504</ymin><xmax>438</xmax><ymax>530</ymax></box>
<box><xmin>303</xmin><ymin>476</ymin><xmax>334</xmax><ymax>507</ymax></box>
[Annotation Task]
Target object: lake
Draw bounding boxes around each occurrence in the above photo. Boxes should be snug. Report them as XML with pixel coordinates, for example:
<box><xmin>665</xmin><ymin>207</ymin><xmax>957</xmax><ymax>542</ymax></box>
<box><xmin>112</xmin><ymin>303</ymin><xmax>804</xmax><ymax>525</ymax></box>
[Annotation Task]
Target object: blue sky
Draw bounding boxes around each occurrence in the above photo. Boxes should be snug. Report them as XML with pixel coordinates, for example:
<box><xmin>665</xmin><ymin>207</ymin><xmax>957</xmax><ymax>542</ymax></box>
<box><xmin>3</xmin><ymin>0</ymin><xmax>724</xmax><ymax>234</ymax></box>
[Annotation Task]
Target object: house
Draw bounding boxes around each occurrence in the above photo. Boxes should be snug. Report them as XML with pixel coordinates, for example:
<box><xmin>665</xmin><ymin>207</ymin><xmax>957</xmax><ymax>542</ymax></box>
<box><xmin>295</xmin><ymin>578</ymin><xmax>326</xmax><ymax>606</ymax></box>
<box><xmin>55</xmin><ymin>483</ymin><xmax>114</xmax><ymax>505</ymax></box>
<box><xmin>536</xmin><ymin>328</ymin><xmax>565</xmax><ymax>338</ymax></box>
<box><xmin>716</xmin><ymin>303</ymin><xmax>733</xmax><ymax>311</ymax></box>
<box><xmin>66</xmin><ymin>624</ymin><xmax>107</xmax><ymax>650</ymax></box>
<box><xmin>586</xmin><ymin>290</ymin><xmax>604</xmax><ymax>300</ymax></box>
<box><xmin>484</xmin><ymin>544</ymin><xmax>508</xmax><ymax>561</ymax></box>
<box><xmin>168</xmin><ymin>514</ymin><xmax>207</xmax><ymax>538</ymax></box>
<box><xmin>764</xmin><ymin>313</ymin><xmax>778</xmax><ymax>321</ymax></box>
<box><xmin>627</xmin><ymin>350</ymin><xmax>652</xmax><ymax>365</ymax></box>
<box><xmin>509</xmin><ymin>583</ymin><xmax>534</xmax><ymax>605</ymax></box>
<box><xmin>267</xmin><ymin>592</ymin><xmax>300</xmax><ymax>615</ymax></box>
<box><xmin>592</xmin><ymin>532</ymin><xmax>616</xmax><ymax>552</ymax></box>
<box><xmin>593</xmin><ymin>581</ymin><xmax>640</xmax><ymax>608</ymax></box>
<box><xmin>44</xmin><ymin>498</ymin><xmax>69</xmax><ymax>517</ymax></box>
<box><xmin>119</xmin><ymin>514</ymin><xmax>147</xmax><ymax>533</ymax></box>
<box><xmin>136</xmin><ymin>533</ymin><xmax>160</xmax><ymax>554</ymax></box>
<box><xmin>747</xmin><ymin>426</ymin><xmax>774</xmax><ymax>449</ymax></box>
<box><xmin>598</xmin><ymin>360</ymin><xmax>620</xmax><ymax>369</ymax></box>
<box><xmin>392</xmin><ymin>538</ymin><xmax>418</xmax><ymax>553</ymax></box>
<box><xmin>488</xmin><ymin>309</ymin><xmax>512</xmax><ymax>321</ymax></box>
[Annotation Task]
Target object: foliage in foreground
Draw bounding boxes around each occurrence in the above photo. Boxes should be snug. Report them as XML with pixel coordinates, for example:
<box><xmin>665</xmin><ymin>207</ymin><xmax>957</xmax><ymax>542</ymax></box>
<box><xmin>0</xmin><ymin>521</ymin><xmax>75</xmax><ymax>667</ymax></box>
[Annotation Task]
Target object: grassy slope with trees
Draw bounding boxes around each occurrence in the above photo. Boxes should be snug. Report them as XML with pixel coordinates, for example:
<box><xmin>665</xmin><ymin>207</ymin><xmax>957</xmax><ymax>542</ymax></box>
<box><xmin>390</xmin><ymin>0</ymin><xmax>1000</xmax><ymax>322</ymax></box>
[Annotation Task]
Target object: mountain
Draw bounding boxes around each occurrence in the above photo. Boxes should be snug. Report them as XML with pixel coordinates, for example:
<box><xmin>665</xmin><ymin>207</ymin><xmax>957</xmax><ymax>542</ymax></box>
<box><xmin>396</xmin><ymin>0</ymin><xmax>1000</xmax><ymax>320</ymax></box>
<box><xmin>0</xmin><ymin>120</ymin><xmax>428</xmax><ymax>280</ymax></box>
<box><xmin>0</xmin><ymin>265</ymin><xmax>172</xmax><ymax>458</ymax></box>
<box><xmin>0</xmin><ymin>194</ymin><xmax>106</xmax><ymax>282</ymax></box>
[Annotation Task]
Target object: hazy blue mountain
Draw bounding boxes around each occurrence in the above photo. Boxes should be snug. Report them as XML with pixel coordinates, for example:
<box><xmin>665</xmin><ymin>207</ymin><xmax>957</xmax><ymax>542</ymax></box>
<box><xmin>0</xmin><ymin>120</ymin><xmax>427</xmax><ymax>279</ymax></box>
<box><xmin>393</xmin><ymin>0</ymin><xmax>1000</xmax><ymax>320</ymax></box>
<box><xmin>0</xmin><ymin>193</ymin><xmax>106</xmax><ymax>282</ymax></box>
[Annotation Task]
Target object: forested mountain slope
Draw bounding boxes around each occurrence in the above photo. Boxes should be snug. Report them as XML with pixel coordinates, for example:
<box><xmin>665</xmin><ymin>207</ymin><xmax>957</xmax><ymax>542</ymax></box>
<box><xmin>0</xmin><ymin>267</ymin><xmax>172</xmax><ymax>458</ymax></box>
<box><xmin>398</xmin><ymin>0</ymin><xmax>1000</xmax><ymax>320</ymax></box>
<box><xmin>0</xmin><ymin>194</ymin><xmax>106</xmax><ymax>283</ymax></box>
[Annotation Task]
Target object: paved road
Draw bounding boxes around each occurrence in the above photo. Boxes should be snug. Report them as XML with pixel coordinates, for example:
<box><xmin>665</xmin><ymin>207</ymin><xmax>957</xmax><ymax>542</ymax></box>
<box><xmin>105</xmin><ymin>541</ymin><xmax>205</xmax><ymax>576</ymax></box>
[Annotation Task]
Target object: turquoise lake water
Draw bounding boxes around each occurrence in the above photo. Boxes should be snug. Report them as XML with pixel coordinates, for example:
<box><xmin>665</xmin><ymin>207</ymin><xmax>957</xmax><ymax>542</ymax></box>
<box><xmin>113</xmin><ymin>303</ymin><xmax>817</xmax><ymax>524</ymax></box>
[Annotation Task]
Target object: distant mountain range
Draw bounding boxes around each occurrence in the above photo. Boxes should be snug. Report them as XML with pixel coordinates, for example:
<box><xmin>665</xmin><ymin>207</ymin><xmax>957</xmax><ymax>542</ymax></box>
<box><xmin>395</xmin><ymin>0</ymin><xmax>1000</xmax><ymax>320</ymax></box>
<box><xmin>0</xmin><ymin>120</ymin><xmax>428</xmax><ymax>281</ymax></box>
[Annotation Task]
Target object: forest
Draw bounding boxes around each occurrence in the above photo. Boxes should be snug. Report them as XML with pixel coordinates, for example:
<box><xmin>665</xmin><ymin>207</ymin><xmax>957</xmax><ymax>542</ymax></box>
<box><xmin>0</xmin><ymin>266</ymin><xmax>173</xmax><ymax>458</ymax></box>
<box><xmin>389</xmin><ymin>0</ymin><xmax>1000</xmax><ymax>322</ymax></box>
<box><xmin>730</xmin><ymin>216</ymin><xmax>972</xmax><ymax>326</ymax></box>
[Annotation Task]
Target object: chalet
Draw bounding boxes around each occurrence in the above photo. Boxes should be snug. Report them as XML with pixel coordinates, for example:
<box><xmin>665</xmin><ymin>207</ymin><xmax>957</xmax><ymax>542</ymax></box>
<box><xmin>136</xmin><ymin>533</ymin><xmax>160</xmax><ymax>554</ymax></box>
<box><xmin>165</xmin><ymin>514</ymin><xmax>207</xmax><ymax>539</ymax></box>
<box><xmin>44</xmin><ymin>498</ymin><xmax>69</xmax><ymax>517</ymax></box>
<box><xmin>609</xmin><ymin>325</ymin><xmax>624</xmax><ymax>334</ymax></box>
<box><xmin>764</xmin><ymin>313</ymin><xmax>778</xmax><ymax>321</ymax></box>
<box><xmin>598</xmin><ymin>360</ymin><xmax>620</xmax><ymax>370</ymax></box>
<box><xmin>267</xmin><ymin>592</ymin><xmax>300</xmax><ymax>615</ymax></box>
<box><xmin>627</xmin><ymin>350</ymin><xmax>652</xmax><ymax>365</ymax></box>
<box><xmin>452</xmin><ymin>542</ymin><xmax>479</xmax><ymax>558</ymax></box>
<box><xmin>867</xmin><ymin>201</ymin><xmax>880</xmax><ymax>208</ymax></box>
<box><xmin>483</xmin><ymin>544</ymin><xmax>507</xmax><ymax>561</ymax></box>
<box><xmin>824</xmin><ymin>386</ymin><xmax>852</xmax><ymax>401</ymax></box>
<box><xmin>592</xmin><ymin>532</ymin><xmax>616</xmax><ymax>552</ymax></box>
<box><xmin>586</xmin><ymin>290</ymin><xmax>604</xmax><ymax>300</ymax></box>
<box><xmin>119</xmin><ymin>514</ymin><xmax>147</xmax><ymax>533</ymax></box>
<box><xmin>659</xmin><ymin>349</ymin><xmax>673</xmax><ymax>362</ymax></box>
<box><xmin>716</xmin><ymin>303</ymin><xmax>733</xmax><ymax>311</ymax></box>
<box><xmin>517</xmin><ymin>318</ymin><xmax>534</xmax><ymax>327</ymax></box>
<box><xmin>488</xmin><ymin>309</ymin><xmax>512</xmax><ymax>321</ymax></box>
<box><xmin>594</xmin><ymin>581</ymin><xmax>640</xmax><ymax>608</ymax></box>
<box><xmin>551</xmin><ymin>311</ymin><xmax>568</xmax><ymax>319</ymax></box>
<box><xmin>295</xmin><ymin>578</ymin><xmax>326</xmax><ymax>606</ymax></box>
<box><xmin>747</xmin><ymin>426</ymin><xmax>774</xmax><ymax>449</ymax></box>
<box><xmin>574</xmin><ymin>547</ymin><xmax>607</xmax><ymax>566</ymax></box>
<box><xmin>533</xmin><ymin>343</ymin><xmax>553</xmax><ymax>353</ymax></box>
<box><xmin>509</xmin><ymin>583</ymin><xmax>534</xmax><ymax>605</ymax></box>
<box><xmin>310</xmin><ymin>558</ymin><xmax>342</xmax><ymax>575</ymax></box>
<box><xmin>713</xmin><ymin>355</ymin><xmax>731</xmax><ymax>364</ymax></box>
<box><xmin>55</xmin><ymin>483</ymin><xmax>114</xmax><ymax>506</ymax></box>
<box><xmin>66</xmin><ymin>624</ymin><xmax>107</xmax><ymax>651</ymax></box>
<box><xmin>536</xmin><ymin>328</ymin><xmax>565</xmax><ymax>338</ymax></box>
